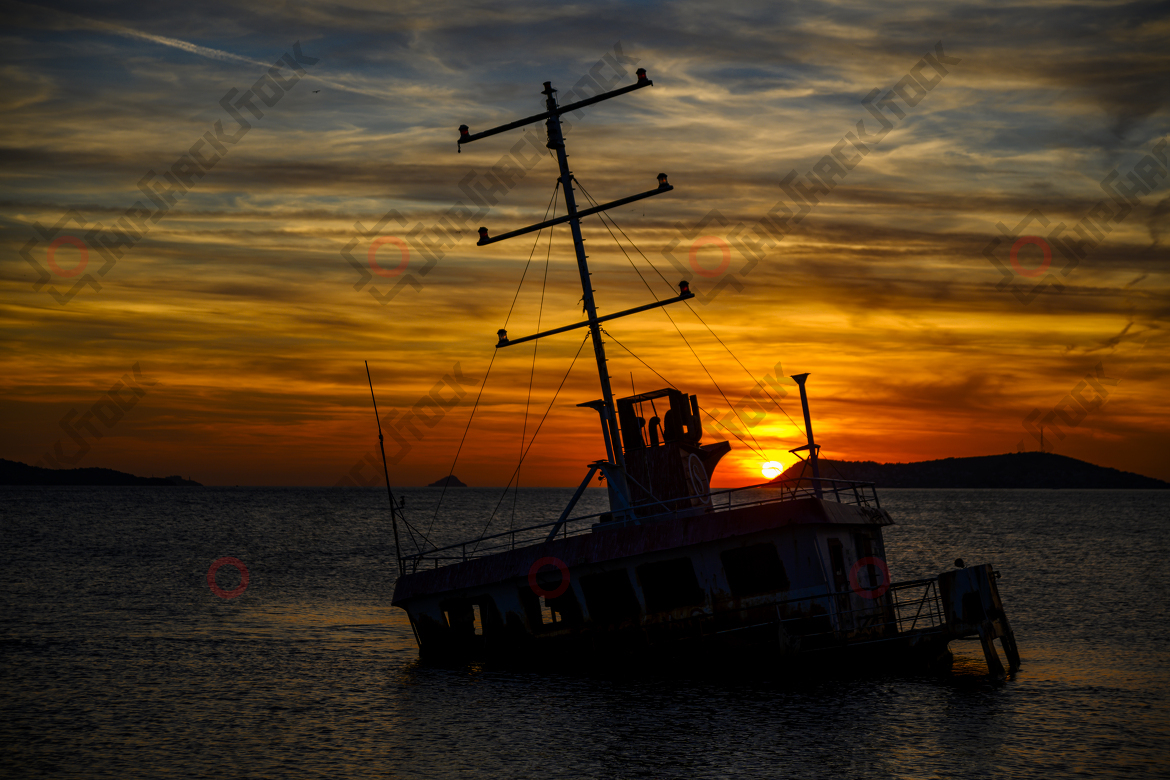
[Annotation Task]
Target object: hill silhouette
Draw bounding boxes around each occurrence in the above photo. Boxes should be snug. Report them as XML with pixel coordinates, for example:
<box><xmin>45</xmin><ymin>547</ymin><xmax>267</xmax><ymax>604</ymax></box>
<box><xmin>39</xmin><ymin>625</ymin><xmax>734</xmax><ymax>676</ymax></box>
<box><xmin>427</xmin><ymin>475</ymin><xmax>467</xmax><ymax>487</ymax></box>
<box><xmin>773</xmin><ymin>452</ymin><xmax>1168</xmax><ymax>489</ymax></box>
<box><xmin>1</xmin><ymin>459</ymin><xmax>201</xmax><ymax>486</ymax></box>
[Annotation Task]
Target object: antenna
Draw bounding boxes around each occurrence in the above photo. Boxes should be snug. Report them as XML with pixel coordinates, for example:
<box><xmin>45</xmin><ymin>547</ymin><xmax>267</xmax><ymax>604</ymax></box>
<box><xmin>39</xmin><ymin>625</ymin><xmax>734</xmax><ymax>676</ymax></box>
<box><xmin>365</xmin><ymin>360</ymin><xmax>403</xmax><ymax>571</ymax></box>
<box><xmin>459</xmin><ymin>68</ymin><xmax>691</xmax><ymax>513</ymax></box>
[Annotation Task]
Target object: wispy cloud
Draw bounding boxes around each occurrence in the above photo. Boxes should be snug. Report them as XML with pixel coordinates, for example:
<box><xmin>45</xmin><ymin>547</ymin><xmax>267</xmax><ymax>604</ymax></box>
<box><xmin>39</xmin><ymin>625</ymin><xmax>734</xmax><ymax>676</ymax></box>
<box><xmin>1</xmin><ymin>0</ymin><xmax>1167</xmax><ymax>485</ymax></box>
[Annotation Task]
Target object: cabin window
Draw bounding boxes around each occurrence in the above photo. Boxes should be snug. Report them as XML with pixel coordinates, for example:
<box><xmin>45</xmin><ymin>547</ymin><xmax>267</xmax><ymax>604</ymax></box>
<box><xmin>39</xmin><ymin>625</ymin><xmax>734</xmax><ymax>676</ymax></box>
<box><xmin>442</xmin><ymin>602</ymin><xmax>472</xmax><ymax>636</ymax></box>
<box><xmin>636</xmin><ymin>558</ymin><xmax>704</xmax><ymax>613</ymax></box>
<box><xmin>441</xmin><ymin>597</ymin><xmax>496</xmax><ymax>638</ymax></box>
<box><xmin>526</xmin><ymin>568</ymin><xmax>585</xmax><ymax>626</ymax></box>
<box><xmin>721</xmin><ymin>543</ymin><xmax>790</xmax><ymax>597</ymax></box>
<box><xmin>518</xmin><ymin>587</ymin><xmax>542</xmax><ymax>626</ymax></box>
<box><xmin>545</xmin><ymin>590</ymin><xmax>582</xmax><ymax>626</ymax></box>
<box><xmin>827</xmin><ymin>538</ymin><xmax>849</xmax><ymax>593</ymax></box>
<box><xmin>581</xmin><ymin>569</ymin><xmax>641</xmax><ymax>623</ymax></box>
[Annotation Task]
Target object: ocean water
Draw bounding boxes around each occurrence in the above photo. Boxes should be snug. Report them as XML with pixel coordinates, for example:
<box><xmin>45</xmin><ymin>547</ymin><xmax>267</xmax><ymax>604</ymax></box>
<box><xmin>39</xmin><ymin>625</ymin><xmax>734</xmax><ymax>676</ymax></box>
<box><xmin>1</xmin><ymin>486</ymin><xmax>1167</xmax><ymax>779</ymax></box>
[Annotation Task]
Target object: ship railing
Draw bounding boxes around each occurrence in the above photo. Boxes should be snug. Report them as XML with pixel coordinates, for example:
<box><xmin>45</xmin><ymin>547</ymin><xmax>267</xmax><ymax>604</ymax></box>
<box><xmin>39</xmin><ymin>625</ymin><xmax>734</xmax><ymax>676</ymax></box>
<box><xmin>605</xmin><ymin>477</ymin><xmax>880</xmax><ymax>527</ymax></box>
<box><xmin>887</xmin><ymin>578</ymin><xmax>946</xmax><ymax>633</ymax></box>
<box><xmin>716</xmin><ymin>477</ymin><xmax>880</xmax><ymax>512</ymax></box>
<box><xmin>695</xmin><ymin>579</ymin><xmax>947</xmax><ymax>646</ymax></box>
<box><xmin>767</xmin><ymin>580</ymin><xmax>945</xmax><ymax>637</ymax></box>
<box><xmin>400</xmin><ymin>477</ymin><xmax>880</xmax><ymax>571</ymax></box>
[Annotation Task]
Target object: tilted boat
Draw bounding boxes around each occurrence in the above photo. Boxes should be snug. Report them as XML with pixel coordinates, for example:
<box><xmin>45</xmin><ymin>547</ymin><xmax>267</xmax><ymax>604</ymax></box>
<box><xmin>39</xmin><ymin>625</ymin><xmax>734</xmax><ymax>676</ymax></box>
<box><xmin>385</xmin><ymin>69</ymin><xmax>1020</xmax><ymax>677</ymax></box>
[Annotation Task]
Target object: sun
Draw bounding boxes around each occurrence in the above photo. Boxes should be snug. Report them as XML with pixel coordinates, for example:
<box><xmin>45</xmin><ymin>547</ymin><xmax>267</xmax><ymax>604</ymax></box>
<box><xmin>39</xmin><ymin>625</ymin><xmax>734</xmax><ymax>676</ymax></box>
<box><xmin>761</xmin><ymin>461</ymin><xmax>784</xmax><ymax>480</ymax></box>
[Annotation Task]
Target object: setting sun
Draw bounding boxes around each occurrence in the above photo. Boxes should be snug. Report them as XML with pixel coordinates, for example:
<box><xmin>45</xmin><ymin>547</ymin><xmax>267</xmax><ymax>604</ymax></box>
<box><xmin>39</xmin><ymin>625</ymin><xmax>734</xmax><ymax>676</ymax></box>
<box><xmin>761</xmin><ymin>461</ymin><xmax>785</xmax><ymax>480</ymax></box>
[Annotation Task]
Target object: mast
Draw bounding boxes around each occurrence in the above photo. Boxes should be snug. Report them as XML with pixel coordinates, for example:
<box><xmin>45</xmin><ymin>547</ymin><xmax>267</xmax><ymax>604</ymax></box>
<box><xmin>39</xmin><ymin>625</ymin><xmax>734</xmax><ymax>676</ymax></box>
<box><xmin>459</xmin><ymin>68</ymin><xmax>692</xmax><ymax>511</ymax></box>
<box><xmin>540</xmin><ymin>81</ymin><xmax>624</xmax><ymax>469</ymax></box>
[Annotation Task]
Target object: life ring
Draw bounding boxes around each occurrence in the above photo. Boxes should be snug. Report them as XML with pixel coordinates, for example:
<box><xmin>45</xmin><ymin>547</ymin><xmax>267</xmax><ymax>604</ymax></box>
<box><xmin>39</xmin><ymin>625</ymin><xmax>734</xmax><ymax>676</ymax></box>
<box><xmin>686</xmin><ymin>453</ymin><xmax>712</xmax><ymax>508</ymax></box>
<box><xmin>848</xmin><ymin>556</ymin><xmax>890</xmax><ymax>599</ymax></box>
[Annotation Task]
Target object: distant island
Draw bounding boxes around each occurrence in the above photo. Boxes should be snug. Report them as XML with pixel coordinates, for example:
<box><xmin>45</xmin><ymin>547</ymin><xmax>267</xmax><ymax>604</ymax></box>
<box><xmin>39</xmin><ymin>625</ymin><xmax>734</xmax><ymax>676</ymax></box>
<box><xmin>1</xmin><ymin>459</ymin><xmax>201</xmax><ymax>486</ymax></box>
<box><xmin>773</xmin><ymin>452</ymin><xmax>1168</xmax><ymax>489</ymax></box>
<box><xmin>428</xmin><ymin>475</ymin><xmax>467</xmax><ymax>487</ymax></box>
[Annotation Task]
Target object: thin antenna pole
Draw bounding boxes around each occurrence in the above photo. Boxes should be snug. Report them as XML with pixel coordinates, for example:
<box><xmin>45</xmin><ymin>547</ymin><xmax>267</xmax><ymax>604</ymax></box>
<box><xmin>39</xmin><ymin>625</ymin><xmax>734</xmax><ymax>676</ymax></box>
<box><xmin>365</xmin><ymin>360</ymin><xmax>403</xmax><ymax>570</ymax></box>
<box><xmin>790</xmin><ymin>373</ymin><xmax>822</xmax><ymax>499</ymax></box>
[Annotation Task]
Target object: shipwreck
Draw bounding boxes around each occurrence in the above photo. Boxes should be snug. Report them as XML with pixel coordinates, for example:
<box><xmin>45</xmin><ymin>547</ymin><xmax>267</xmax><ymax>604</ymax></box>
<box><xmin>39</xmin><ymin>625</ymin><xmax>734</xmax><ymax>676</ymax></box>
<box><xmin>377</xmin><ymin>68</ymin><xmax>1019</xmax><ymax>678</ymax></box>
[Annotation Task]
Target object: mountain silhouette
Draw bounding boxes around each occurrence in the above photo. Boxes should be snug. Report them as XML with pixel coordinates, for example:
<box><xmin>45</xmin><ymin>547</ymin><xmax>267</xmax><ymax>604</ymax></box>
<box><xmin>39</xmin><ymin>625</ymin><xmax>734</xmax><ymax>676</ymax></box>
<box><xmin>772</xmin><ymin>452</ymin><xmax>1168</xmax><ymax>489</ymax></box>
<box><xmin>427</xmin><ymin>475</ymin><xmax>467</xmax><ymax>487</ymax></box>
<box><xmin>1</xmin><ymin>459</ymin><xmax>201</xmax><ymax>486</ymax></box>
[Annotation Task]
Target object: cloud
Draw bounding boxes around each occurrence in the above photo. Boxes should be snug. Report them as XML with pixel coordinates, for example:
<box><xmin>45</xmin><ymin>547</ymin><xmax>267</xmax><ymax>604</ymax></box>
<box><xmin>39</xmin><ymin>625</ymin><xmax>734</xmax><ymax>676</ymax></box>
<box><xmin>2</xmin><ymin>0</ymin><xmax>1168</xmax><ymax>485</ymax></box>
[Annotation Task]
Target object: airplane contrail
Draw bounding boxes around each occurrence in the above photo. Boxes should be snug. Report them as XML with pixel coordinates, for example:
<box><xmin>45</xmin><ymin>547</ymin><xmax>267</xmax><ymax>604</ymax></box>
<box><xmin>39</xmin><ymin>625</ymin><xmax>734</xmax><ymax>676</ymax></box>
<box><xmin>91</xmin><ymin>22</ymin><xmax>274</xmax><ymax>70</ymax></box>
<box><xmin>18</xmin><ymin>1</ymin><xmax>386</xmax><ymax>99</ymax></box>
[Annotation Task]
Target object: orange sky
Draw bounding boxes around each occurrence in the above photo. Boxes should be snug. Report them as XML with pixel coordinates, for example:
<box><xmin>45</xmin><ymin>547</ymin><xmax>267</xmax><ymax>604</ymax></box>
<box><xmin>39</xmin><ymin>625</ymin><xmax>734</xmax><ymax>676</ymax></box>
<box><xmin>3</xmin><ymin>3</ymin><xmax>1168</xmax><ymax>486</ymax></box>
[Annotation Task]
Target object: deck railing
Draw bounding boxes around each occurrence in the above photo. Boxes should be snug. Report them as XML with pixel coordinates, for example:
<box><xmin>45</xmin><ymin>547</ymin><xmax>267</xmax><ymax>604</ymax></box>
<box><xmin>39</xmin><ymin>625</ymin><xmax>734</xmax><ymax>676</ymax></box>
<box><xmin>689</xmin><ymin>579</ymin><xmax>948</xmax><ymax>647</ymax></box>
<box><xmin>400</xmin><ymin>477</ymin><xmax>881</xmax><ymax>572</ymax></box>
<box><xmin>888</xmin><ymin>578</ymin><xmax>946</xmax><ymax>633</ymax></box>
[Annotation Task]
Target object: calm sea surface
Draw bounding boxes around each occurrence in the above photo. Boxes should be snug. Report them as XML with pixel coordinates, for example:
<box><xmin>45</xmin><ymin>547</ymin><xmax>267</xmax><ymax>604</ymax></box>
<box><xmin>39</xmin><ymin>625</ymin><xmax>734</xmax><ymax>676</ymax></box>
<box><xmin>1</xmin><ymin>487</ymin><xmax>1167</xmax><ymax>779</ymax></box>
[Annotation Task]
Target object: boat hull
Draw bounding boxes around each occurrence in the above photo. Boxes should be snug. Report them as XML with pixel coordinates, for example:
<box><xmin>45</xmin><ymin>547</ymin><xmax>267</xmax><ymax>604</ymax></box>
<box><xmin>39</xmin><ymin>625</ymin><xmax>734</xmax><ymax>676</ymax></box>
<box><xmin>392</xmin><ymin>496</ymin><xmax>986</xmax><ymax>672</ymax></box>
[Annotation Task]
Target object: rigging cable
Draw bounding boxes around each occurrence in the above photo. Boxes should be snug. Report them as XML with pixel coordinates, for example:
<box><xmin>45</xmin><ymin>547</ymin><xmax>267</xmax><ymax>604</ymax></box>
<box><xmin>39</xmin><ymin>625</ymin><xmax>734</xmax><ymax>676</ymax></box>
<box><xmin>424</xmin><ymin>180</ymin><xmax>563</xmax><ymax>544</ymax></box>
<box><xmin>422</xmin><ymin>347</ymin><xmax>498</xmax><ymax>543</ymax></box>
<box><xmin>596</xmin><ymin>202</ymin><xmax>843</xmax><ymax>481</ymax></box>
<box><xmin>503</xmin><ymin>180</ymin><xmax>562</xmax><ymax>329</ymax></box>
<box><xmin>574</xmin><ymin>177</ymin><xmax>807</xmax><ymax>440</ymax></box>
<box><xmin>513</xmin><ymin>187</ymin><xmax>559</xmax><ymax>533</ymax></box>
<box><xmin>361</xmin><ymin>363</ymin><xmax>432</xmax><ymax>556</ymax></box>
<box><xmin>681</xmin><ymin>301</ymin><xmax>806</xmax><ymax>436</ymax></box>
<box><xmin>600</xmin><ymin>327</ymin><xmax>771</xmax><ymax>461</ymax></box>
<box><xmin>398</xmin><ymin>507</ymin><xmax>438</xmax><ymax>559</ymax></box>
<box><xmin>573</xmin><ymin>177</ymin><xmax>773</xmax><ymax>459</ymax></box>
<box><xmin>471</xmin><ymin>332</ymin><xmax>590</xmax><ymax>553</ymax></box>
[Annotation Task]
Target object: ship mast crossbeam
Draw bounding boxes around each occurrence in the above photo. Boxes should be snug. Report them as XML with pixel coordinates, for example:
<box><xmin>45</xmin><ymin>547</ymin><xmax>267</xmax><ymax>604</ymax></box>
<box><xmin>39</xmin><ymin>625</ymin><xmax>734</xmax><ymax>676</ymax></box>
<box><xmin>457</xmin><ymin>72</ymin><xmax>652</xmax><ymax>147</ymax></box>
<box><xmin>497</xmin><ymin>290</ymin><xmax>693</xmax><ymax>348</ymax></box>
<box><xmin>477</xmin><ymin>182</ymin><xmax>673</xmax><ymax>246</ymax></box>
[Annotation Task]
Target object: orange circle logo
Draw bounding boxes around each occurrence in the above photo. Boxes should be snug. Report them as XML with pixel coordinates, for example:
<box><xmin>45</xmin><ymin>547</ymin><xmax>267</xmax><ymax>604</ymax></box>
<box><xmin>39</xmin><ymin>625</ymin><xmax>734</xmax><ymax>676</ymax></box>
<box><xmin>207</xmin><ymin>556</ymin><xmax>249</xmax><ymax>599</ymax></box>
<box><xmin>528</xmin><ymin>557</ymin><xmax>570</xmax><ymax>599</ymax></box>
<box><xmin>46</xmin><ymin>235</ymin><xmax>89</xmax><ymax>278</ymax></box>
<box><xmin>688</xmin><ymin>236</ymin><xmax>731</xmax><ymax>279</ymax></box>
<box><xmin>1009</xmin><ymin>236</ymin><xmax>1051</xmax><ymax>278</ymax></box>
<box><xmin>368</xmin><ymin>236</ymin><xmax>410</xmax><ymax>278</ymax></box>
